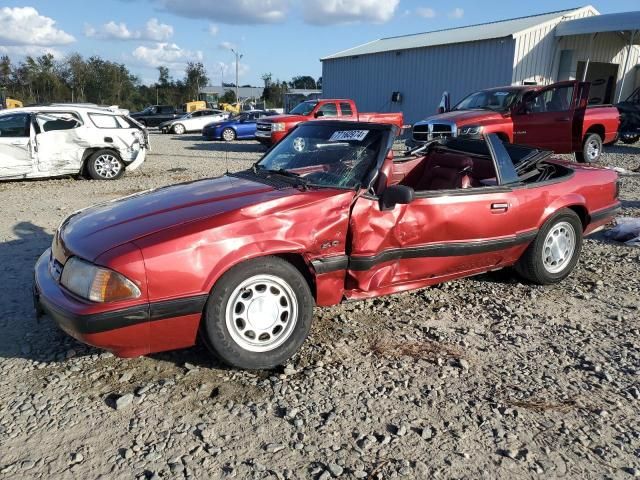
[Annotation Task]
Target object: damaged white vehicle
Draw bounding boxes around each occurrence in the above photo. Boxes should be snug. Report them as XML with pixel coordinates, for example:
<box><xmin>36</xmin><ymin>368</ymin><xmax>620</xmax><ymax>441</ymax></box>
<box><xmin>0</xmin><ymin>106</ymin><xmax>148</xmax><ymax>180</ymax></box>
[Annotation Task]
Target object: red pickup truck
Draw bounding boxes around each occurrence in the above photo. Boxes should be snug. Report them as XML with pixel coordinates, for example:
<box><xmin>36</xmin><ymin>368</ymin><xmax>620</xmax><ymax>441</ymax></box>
<box><xmin>256</xmin><ymin>98</ymin><xmax>404</xmax><ymax>146</ymax></box>
<box><xmin>413</xmin><ymin>81</ymin><xmax>619</xmax><ymax>163</ymax></box>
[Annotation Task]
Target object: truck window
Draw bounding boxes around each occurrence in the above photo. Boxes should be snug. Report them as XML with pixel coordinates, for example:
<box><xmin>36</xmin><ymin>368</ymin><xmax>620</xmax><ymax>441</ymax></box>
<box><xmin>0</xmin><ymin>113</ymin><xmax>30</xmax><ymax>137</ymax></box>
<box><xmin>526</xmin><ymin>85</ymin><xmax>574</xmax><ymax>113</ymax></box>
<box><xmin>317</xmin><ymin>103</ymin><xmax>338</xmax><ymax>118</ymax></box>
<box><xmin>159</xmin><ymin>106</ymin><xmax>174</xmax><ymax>114</ymax></box>
<box><xmin>340</xmin><ymin>102</ymin><xmax>353</xmax><ymax>116</ymax></box>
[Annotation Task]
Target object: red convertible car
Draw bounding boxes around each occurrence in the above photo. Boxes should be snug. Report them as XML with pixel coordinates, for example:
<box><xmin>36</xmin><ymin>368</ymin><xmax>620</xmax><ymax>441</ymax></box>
<box><xmin>34</xmin><ymin>121</ymin><xmax>620</xmax><ymax>369</ymax></box>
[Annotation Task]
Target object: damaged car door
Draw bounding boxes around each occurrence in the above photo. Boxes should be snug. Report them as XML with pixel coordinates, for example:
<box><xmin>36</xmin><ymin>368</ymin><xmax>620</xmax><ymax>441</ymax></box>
<box><xmin>0</xmin><ymin>112</ymin><xmax>35</xmax><ymax>178</ymax></box>
<box><xmin>34</xmin><ymin>112</ymin><xmax>86</xmax><ymax>174</ymax></box>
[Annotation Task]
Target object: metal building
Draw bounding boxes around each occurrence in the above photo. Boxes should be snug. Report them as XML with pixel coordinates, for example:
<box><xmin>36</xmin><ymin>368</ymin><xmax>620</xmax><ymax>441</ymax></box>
<box><xmin>321</xmin><ymin>6</ymin><xmax>640</xmax><ymax>124</ymax></box>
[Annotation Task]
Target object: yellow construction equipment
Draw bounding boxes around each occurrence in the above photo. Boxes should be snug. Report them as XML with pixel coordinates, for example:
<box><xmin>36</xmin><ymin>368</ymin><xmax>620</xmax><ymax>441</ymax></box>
<box><xmin>182</xmin><ymin>100</ymin><xmax>206</xmax><ymax>113</ymax></box>
<box><xmin>0</xmin><ymin>92</ymin><xmax>22</xmax><ymax>109</ymax></box>
<box><xmin>219</xmin><ymin>102</ymin><xmax>242</xmax><ymax>114</ymax></box>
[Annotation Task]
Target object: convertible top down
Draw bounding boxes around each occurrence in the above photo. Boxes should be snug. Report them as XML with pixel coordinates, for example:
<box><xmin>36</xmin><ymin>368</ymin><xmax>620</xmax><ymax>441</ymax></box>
<box><xmin>34</xmin><ymin>121</ymin><xmax>621</xmax><ymax>369</ymax></box>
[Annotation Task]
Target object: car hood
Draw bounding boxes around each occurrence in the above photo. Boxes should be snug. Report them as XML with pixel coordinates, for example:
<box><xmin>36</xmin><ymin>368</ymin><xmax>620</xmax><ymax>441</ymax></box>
<box><xmin>418</xmin><ymin>109</ymin><xmax>505</xmax><ymax>126</ymax></box>
<box><xmin>56</xmin><ymin>175</ymin><xmax>297</xmax><ymax>262</ymax></box>
<box><xmin>259</xmin><ymin>114</ymin><xmax>309</xmax><ymax>124</ymax></box>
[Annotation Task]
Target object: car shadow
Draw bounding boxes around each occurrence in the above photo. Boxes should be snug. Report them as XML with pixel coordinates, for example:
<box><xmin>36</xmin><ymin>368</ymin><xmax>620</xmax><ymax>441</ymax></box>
<box><xmin>0</xmin><ymin>222</ymin><xmax>99</xmax><ymax>364</ymax></box>
<box><xmin>621</xmin><ymin>199</ymin><xmax>640</xmax><ymax>210</ymax></box>
<box><xmin>606</xmin><ymin>143</ymin><xmax>640</xmax><ymax>155</ymax></box>
<box><xmin>184</xmin><ymin>142</ymin><xmax>267</xmax><ymax>154</ymax></box>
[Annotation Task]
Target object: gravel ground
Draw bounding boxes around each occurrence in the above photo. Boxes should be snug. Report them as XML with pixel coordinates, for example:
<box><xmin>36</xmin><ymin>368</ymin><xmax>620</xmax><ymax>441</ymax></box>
<box><xmin>0</xmin><ymin>132</ymin><xmax>638</xmax><ymax>480</ymax></box>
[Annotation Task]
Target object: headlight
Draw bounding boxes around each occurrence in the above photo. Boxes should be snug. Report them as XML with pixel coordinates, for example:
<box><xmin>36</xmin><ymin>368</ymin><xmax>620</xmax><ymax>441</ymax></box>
<box><xmin>459</xmin><ymin>125</ymin><xmax>484</xmax><ymax>136</ymax></box>
<box><xmin>272</xmin><ymin>122</ymin><xmax>285</xmax><ymax>132</ymax></box>
<box><xmin>60</xmin><ymin>257</ymin><xmax>141</xmax><ymax>303</ymax></box>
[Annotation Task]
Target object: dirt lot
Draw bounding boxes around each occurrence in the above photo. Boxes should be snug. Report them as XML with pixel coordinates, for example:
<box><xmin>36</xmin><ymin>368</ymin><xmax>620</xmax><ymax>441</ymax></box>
<box><xmin>0</xmin><ymin>133</ymin><xmax>638</xmax><ymax>480</ymax></box>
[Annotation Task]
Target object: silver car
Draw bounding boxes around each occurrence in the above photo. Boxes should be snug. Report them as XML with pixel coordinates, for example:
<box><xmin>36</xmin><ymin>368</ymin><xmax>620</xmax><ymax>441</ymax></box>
<box><xmin>159</xmin><ymin>109</ymin><xmax>229</xmax><ymax>135</ymax></box>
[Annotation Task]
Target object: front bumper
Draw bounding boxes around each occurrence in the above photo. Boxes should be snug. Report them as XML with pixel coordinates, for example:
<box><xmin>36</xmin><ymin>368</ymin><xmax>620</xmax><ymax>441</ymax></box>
<box><xmin>34</xmin><ymin>249</ymin><xmax>205</xmax><ymax>358</ymax></box>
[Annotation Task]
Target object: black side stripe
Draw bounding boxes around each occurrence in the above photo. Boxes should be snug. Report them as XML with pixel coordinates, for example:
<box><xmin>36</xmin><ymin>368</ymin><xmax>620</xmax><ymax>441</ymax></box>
<box><xmin>41</xmin><ymin>294</ymin><xmax>209</xmax><ymax>335</ymax></box>
<box><xmin>589</xmin><ymin>204</ymin><xmax>620</xmax><ymax>223</ymax></box>
<box><xmin>311</xmin><ymin>231</ymin><xmax>538</xmax><ymax>274</ymax></box>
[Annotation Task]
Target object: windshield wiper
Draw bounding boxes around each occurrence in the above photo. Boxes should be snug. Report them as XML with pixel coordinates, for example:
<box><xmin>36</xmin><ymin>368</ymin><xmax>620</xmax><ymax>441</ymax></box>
<box><xmin>256</xmin><ymin>166</ymin><xmax>308</xmax><ymax>188</ymax></box>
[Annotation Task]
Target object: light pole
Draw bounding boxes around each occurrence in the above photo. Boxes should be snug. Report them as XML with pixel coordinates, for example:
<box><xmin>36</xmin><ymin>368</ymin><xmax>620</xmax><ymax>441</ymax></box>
<box><xmin>230</xmin><ymin>48</ymin><xmax>243</xmax><ymax>104</ymax></box>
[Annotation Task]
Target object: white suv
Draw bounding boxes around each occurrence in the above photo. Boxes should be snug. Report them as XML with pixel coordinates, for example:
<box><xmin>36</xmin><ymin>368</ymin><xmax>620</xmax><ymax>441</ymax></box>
<box><xmin>0</xmin><ymin>105</ymin><xmax>148</xmax><ymax>180</ymax></box>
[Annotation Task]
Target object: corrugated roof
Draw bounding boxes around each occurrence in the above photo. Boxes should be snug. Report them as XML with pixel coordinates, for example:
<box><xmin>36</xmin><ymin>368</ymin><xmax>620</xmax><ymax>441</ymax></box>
<box><xmin>556</xmin><ymin>10</ymin><xmax>640</xmax><ymax>38</ymax></box>
<box><xmin>322</xmin><ymin>7</ymin><xmax>589</xmax><ymax>60</ymax></box>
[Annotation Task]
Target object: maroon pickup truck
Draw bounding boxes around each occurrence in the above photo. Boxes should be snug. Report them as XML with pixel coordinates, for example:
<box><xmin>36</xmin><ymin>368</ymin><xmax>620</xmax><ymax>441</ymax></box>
<box><xmin>256</xmin><ymin>98</ymin><xmax>404</xmax><ymax>146</ymax></box>
<box><xmin>413</xmin><ymin>81</ymin><xmax>620</xmax><ymax>163</ymax></box>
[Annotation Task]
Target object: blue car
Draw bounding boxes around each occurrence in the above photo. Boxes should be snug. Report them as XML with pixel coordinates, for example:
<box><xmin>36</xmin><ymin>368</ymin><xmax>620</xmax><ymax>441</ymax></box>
<box><xmin>202</xmin><ymin>110</ymin><xmax>277</xmax><ymax>141</ymax></box>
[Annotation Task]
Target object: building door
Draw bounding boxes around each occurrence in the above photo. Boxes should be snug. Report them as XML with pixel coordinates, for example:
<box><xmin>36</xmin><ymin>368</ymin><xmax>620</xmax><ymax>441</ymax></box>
<box><xmin>576</xmin><ymin>61</ymin><xmax>619</xmax><ymax>104</ymax></box>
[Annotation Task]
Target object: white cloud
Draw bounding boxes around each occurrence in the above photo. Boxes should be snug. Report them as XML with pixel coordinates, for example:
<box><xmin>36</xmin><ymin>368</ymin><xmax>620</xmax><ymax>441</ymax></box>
<box><xmin>132</xmin><ymin>42</ymin><xmax>203</xmax><ymax>68</ymax></box>
<box><xmin>85</xmin><ymin>18</ymin><xmax>173</xmax><ymax>41</ymax></box>
<box><xmin>0</xmin><ymin>7</ymin><xmax>75</xmax><ymax>47</ymax></box>
<box><xmin>219</xmin><ymin>41</ymin><xmax>237</xmax><ymax>51</ymax></box>
<box><xmin>416</xmin><ymin>7</ymin><xmax>436</xmax><ymax>19</ymax></box>
<box><xmin>302</xmin><ymin>0</ymin><xmax>400</xmax><ymax>25</ymax></box>
<box><xmin>208</xmin><ymin>24</ymin><xmax>219</xmax><ymax>36</ymax></box>
<box><xmin>448</xmin><ymin>7</ymin><xmax>464</xmax><ymax>19</ymax></box>
<box><xmin>217</xmin><ymin>61</ymin><xmax>250</xmax><ymax>82</ymax></box>
<box><xmin>0</xmin><ymin>45</ymin><xmax>62</xmax><ymax>57</ymax></box>
<box><xmin>159</xmin><ymin>0</ymin><xmax>289</xmax><ymax>25</ymax></box>
<box><xmin>144</xmin><ymin>18</ymin><xmax>173</xmax><ymax>41</ymax></box>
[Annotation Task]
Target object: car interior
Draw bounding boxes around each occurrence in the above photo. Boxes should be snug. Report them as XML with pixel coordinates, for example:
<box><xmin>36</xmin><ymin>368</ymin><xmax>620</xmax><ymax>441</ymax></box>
<box><xmin>384</xmin><ymin>137</ymin><xmax>571</xmax><ymax>194</ymax></box>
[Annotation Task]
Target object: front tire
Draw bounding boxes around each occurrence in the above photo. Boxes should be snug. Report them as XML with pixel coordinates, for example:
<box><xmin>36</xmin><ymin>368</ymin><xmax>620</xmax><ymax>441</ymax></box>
<box><xmin>222</xmin><ymin>128</ymin><xmax>236</xmax><ymax>142</ymax></box>
<box><xmin>86</xmin><ymin>150</ymin><xmax>124</xmax><ymax>180</ymax></box>
<box><xmin>575</xmin><ymin>133</ymin><xmax>602</xmax><ymax>163</ymax></box>
<box><xmin>203</xmin><ymin>257</ymin><xmax>314</xmax><ymax>370</ymax></box>
<box><xmin>173</xmin><ymin>124</ymin><xmax>186</xmax><ymax>135</ymax></box>
<box><xmin>515</xmin><ymin>209</ymin><xmax>583</xmax><ymax>285</ymax></box>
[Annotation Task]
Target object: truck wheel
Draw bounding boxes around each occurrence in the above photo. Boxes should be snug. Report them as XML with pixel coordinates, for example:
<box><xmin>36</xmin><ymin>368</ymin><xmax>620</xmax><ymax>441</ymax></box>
<box><xmin>202</xmin><ymin>257</ymin><xmax>313</xmax><ymax>370</ymax></box>
<box><xmin>515</xmin><ymin>209</ymin><xmax>583</xmax><ymax>285</ymax></box>
<box><xmin>172</xmin><ymin>124</ymin><xmax>186</xmax><ymax>135</ymax></box>
<box><xmin>575</xmin><ymin>133</ymin><xmax>602</xmax><ymax>163</ymax></box>
<box><xmin>86</xmin><ymin>150</ymin><xmax>124</xmax><ymax>180</ymax></box>
<box><xmin>222</xmin><ymin>128</ymin><xmax>236</xmax><ymax>142</ymax></box>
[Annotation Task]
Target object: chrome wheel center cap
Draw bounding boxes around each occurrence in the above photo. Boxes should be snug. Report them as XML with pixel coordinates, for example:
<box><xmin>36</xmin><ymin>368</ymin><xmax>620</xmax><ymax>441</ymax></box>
<box><xmin>247</xmin><ymin>297</ymin><xmax>279</xmax><ymax>330</ymax></box>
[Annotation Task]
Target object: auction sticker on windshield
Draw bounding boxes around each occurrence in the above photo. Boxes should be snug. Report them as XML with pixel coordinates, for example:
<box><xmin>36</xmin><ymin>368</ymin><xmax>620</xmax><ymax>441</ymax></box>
<box><xmin>329</xmin><ymin>130</ymin><xmax>369</xmax><ymax>142</ymax></box>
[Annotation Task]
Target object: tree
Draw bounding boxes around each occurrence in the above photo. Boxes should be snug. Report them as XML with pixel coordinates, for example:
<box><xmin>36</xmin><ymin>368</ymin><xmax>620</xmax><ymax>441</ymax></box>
<box><xmin>289</xmin><ymin>75</ymin><xmax>316</xmax><ymax>90</ymax></box>
<box><xmin>185</xmin><ymin>61</ymin><xmax>208</xmax><ymax>101</ymax></box>
<box><xmin>219</xmin><ymin>89</ymin><xmax>236</xmax><ymax>104</ymax></box>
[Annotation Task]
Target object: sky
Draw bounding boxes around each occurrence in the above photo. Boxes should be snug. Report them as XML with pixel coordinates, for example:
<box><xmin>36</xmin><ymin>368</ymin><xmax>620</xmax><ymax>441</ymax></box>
<box><xmin>0</xmin><ymin>0</ymin><xmax>638</xmax><ymax>87</ymax></box>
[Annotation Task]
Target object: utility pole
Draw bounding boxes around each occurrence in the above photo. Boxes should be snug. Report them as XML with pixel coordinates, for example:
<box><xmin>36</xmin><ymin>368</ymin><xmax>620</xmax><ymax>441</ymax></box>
<box><xmin>230</xmin><ymin>48</ymin><xmax>243</xmax><ymax>104</ymax></box>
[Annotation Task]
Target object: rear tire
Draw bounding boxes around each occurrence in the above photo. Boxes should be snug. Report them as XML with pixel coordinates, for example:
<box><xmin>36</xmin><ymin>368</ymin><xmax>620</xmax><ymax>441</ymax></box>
<box><xmin>86</xmin><ymin>149</ymin><xmax>124</xmax><ymax>180</ymax></box>
<box><xmin>575</xmin><ymin>133</ymin><xmax>602</xmax><ymax>163</ymax></box>
<box><xmin>202</xmin><ymin>257</ymin><xmax>314</xmax><ymax>370</ymax></box>
<box><xmin>515</xmin><ymin>209</ymin><xmax>583</xmax><ymax>285</ymax></box>
<box><xmin>222</xmin><ymin>128</ymin><xmax>236</xmax><ymax>142</ymax></box>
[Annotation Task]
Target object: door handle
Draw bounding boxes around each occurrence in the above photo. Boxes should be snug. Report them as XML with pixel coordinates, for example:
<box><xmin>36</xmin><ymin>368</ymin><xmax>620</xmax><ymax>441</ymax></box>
<box><xmin>491</xmin><ymin>202</ymin><xmax>509</xmax><ymax>213</ymax></box>
<box><xmin>556</xmin><ymin>117</ymin><xmax>571</xmax><ymax>122</ymax></box>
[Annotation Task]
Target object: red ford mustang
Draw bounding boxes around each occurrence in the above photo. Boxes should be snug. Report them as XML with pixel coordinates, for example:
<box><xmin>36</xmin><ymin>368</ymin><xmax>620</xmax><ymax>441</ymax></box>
<box><xmin>34</xmin><ymin>121</ymin><xmax>620</xmax><ymax>369</ymax></box>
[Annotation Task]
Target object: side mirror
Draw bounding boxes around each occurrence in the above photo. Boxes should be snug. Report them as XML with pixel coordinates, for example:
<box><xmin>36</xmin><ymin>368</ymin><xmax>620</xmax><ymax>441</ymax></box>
<box><xmin>381</xmin><ymin>185</ymin><xmax>415</xmax><ymax>210</ymax></box>
<box><xmin>314</xmin><ymin>111</ymin><xmax>324</xmax><ymax>118</ymax></box>
<box><xmin>438</xmin><ymin>91</ymin><xmax>451</xmax><ymax>114</ymax></box>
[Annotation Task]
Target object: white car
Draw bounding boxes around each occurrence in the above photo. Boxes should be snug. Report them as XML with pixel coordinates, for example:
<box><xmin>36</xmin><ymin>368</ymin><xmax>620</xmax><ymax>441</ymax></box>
<box><xmin>159</xmin><ymin>109</ymin><xmax>229</xmax><ymax>135</ymax></box>
<box><xmin>0</xmin><ymin>106</ymin><xmax>148</xmax><ymax>181</ymax></box>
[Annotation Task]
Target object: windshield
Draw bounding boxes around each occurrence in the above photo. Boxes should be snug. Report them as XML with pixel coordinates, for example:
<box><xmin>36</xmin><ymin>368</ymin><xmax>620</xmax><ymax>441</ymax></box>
<box><xmin>257</xmin><ymin>124</ymin><xmax>386</xmax><ymax>189</ymax></box>
<box><xmin>454</xmin><ymin>90</ymin><xmax>519</xmax><ymax>111</ymax></box>
<box><xmin>141</xmin><ymin>106</ymin><xmax>155</xmax><ymax>114</ymax></box>
<box><xmin>231</xmin><ymin>113</ymin><xmax>249</xmax><ymax>121</ymax></box>
<box><xmin>290</xmin><ymin>101</ymin><xmax>318</xmax><ymax>116</ymax></box>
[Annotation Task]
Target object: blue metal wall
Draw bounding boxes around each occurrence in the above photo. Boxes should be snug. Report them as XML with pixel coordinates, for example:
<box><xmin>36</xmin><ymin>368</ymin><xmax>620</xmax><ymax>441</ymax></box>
<box><xmin>321</xmin><ymin>37</ymin><xmax>516</xmax><ymax>125</ymax></box>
